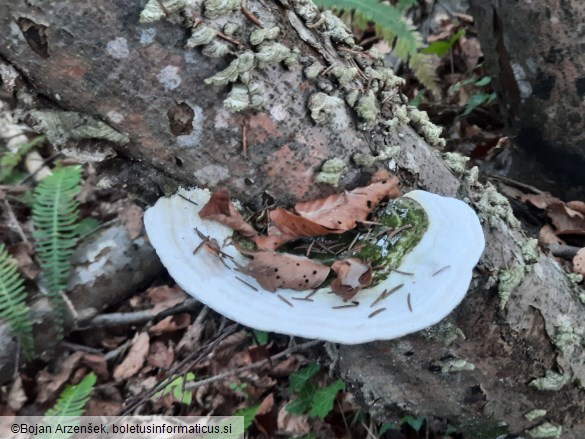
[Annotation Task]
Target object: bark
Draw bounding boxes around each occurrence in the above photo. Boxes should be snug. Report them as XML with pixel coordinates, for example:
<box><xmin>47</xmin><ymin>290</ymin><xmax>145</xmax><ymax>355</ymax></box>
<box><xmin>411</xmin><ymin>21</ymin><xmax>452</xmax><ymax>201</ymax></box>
<box><xmin>0</xmin><ymin>1</ymin><xmax>584</xmax><ymax>437</ymax></box>
<box><xmin>469</xmin><ymin>0</ymin><xmax>585</xmax><ymax>197</ymax></box>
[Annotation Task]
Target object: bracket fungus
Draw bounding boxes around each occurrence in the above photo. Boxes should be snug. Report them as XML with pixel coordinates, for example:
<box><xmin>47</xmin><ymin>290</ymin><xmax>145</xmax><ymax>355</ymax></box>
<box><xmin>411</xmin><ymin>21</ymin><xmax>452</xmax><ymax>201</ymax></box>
<box><xmin>144</xmin><ymin>188</ymin><xmax>485</xmax><ymax>344</ymax></box>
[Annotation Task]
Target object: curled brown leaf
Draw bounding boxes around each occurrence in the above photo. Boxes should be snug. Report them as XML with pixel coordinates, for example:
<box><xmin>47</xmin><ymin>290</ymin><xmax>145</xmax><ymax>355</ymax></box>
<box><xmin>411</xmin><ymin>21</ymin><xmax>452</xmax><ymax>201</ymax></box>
<box><xmin>330</xmin><ymin>258</ymin><xmax>372</xmax><ymax>300</ymax></box>
<box><xmin>199</xmin><ymin>188</ymin><xmax>257</xmax><ymax>237</ymax></box>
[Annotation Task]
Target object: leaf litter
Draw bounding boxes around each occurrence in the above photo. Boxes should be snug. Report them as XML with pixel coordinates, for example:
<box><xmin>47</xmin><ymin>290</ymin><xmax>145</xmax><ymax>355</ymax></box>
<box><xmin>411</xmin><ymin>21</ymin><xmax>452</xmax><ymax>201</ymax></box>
<box><xmin>202</xmin><ymin>175</ymin><xmax>402</xmax><ymax>299</ymax></box>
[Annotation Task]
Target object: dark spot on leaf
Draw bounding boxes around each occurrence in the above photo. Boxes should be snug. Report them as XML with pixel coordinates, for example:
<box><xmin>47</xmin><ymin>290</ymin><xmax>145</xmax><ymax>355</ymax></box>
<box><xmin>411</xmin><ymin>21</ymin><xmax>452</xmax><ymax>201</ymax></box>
<box><xmin>274</xmin><ymin>268</ymin><xmax>278</xmax><ymax>272</ymax></box>
<box><xmin>16</xmin><ymin>17</ymin><xmax>49</xmax><ymax>58</ymax></box>
<box><xmin>312</xmin><ymin>270</ymin><xmax>317</xmax><ymax>275</ymax></box>
<box><xmin>296</xmin><ymin>263</ymin><xmax>300</xmax><ymax>266</ymax></box>
<box><xmin>367</xmin><ymin>200</ymin><xmax>372</xmax><ymax>208</ymax></box>
<box><xmin>276</xmin><ymin>275</ymin><xmax>280</xmax><ymax>279</ymax></box>
<box><xmin>175</xmin><ymin>156</ymin><xmax>183</xmax><ymax>167</ymax></box>
<box><xmin>305</xmin><ymin>279</ymin><xmax>309</xmax><ymax>283</ymax></box>
<box><xmin>167</xmin><ymin>102</ymin><xmax>194</xmax><ymax>136</ymax></box>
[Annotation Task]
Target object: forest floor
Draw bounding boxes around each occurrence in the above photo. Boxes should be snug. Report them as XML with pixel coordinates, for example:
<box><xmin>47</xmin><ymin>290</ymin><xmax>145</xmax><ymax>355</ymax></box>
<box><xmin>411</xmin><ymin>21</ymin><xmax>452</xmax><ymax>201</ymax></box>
<box><xmin>0</xmin><ymin>2</ymin><xmax>584</xmax><ymax>439</ymax></box>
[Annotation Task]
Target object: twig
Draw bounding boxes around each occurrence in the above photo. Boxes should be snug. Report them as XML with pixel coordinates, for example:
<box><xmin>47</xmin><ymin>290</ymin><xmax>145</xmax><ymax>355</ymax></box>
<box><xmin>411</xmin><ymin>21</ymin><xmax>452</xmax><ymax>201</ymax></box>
<box><xmin>61</xmin><ymin>341</ymin><xmax>104</xmax><ymax>355</ymax></box>
<box><xmin>216</xmin><ymin>31</ymin><xmax>243</xmax><ymax>46</ymax></box>
<box><xmin>119</xmin><ymin>323</ymin><xmax>239</xmax><ymax>415</ymax></box>
<box><xmin>242</xmin><ymin>122</ymin><xmax>247</xmax><ymax>157</ymax></box>
<box><xmin>547</xmin><ymin>243</ymin><xmax>580</xmax><ymax>260</ymax></box>
<box><xmin>84</xmin><ymin>298</ymin><xmax>200</xmax><ymax>328</ymax></box>
<box><xmin>184</xmin><ymin>339</ymin><xmax>322</xmax><ymax>390</ymax></box>
<box><xmin>240</xmin><ymin>5</ymin><xmax>262</xmax><ymax>27</ymax></box>
<box><xmin>3</xmin><ymin>199</ymin><xmax>29</xmax><ymax>244</ymax></box>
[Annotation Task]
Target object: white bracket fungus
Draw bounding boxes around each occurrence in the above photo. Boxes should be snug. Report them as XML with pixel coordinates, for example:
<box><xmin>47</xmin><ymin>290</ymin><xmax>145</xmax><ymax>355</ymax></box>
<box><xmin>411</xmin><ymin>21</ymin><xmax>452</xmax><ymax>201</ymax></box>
<box><xmin>144</xmin><ymin>188</ymin><xmax>485</xmax><ymax>344</ymax></box>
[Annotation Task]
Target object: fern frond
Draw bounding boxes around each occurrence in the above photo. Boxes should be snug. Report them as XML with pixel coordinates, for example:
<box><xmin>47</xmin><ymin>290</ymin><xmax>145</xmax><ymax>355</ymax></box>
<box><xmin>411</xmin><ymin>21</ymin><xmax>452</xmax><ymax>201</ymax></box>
<box><xmin>408</xmin><ymin>53</ymin><xmax>440</xmax><ymax>95</ymax></box>
<box><xmin>44</xmin><ymin>372</ymin><xmax>96</xmax><ymax>417</ymax></box>
<box><xmin>0</xmin><ymin>244</ymin><xmax>35</xmax><ymax>359</ymax></box>
<box><xmin>43</xmin><ymin>372</ymin><xmax>96</xmax><ymax>439</ymax></box>
<box><xmin>314</xmin><ymin>0</ymin><xmax>419</xmax><ymax>52</ymax></box>
<box><xmin>314</xmin><ymin>0</ymin><xmax>440</xmax><ymax>94</ymax></box>
<box><xmin>32</xmin><ymin>166</ymin><xmax>82</xmax><ymax>338</ymax></box>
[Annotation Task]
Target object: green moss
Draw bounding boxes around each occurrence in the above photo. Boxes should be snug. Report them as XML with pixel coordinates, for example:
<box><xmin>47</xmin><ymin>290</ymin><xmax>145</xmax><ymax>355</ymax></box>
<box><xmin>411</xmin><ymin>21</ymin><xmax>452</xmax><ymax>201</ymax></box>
<box><xmin>477</xmin><ymin>183</ymin><xmax>521</xmax><ymax>228</ymax></box>
<box><xmin>553</xmin><ymin>325</ymin><xmax>582</xmax><ymax>352</ymax></box>
<box><xmin>330</xmin><ymin>66</ymin><xmax>358</xmax><ymax>86</ymax></box>
<box><xmin>422</xmin><ymin>323</ymin><xmax>466</xmax><ymax>346</ymax></box>
<box><xmin>354</xmin><ymin>197</ymin><xmax>428</xmax><ymax>282</ymax></box>
<box><xmin>256</xmin><ymin>42</ymin><xmax>294</xmax><ymax>67</ymax></box>
<box><xmin>355</xmin><ymin>90</ymin><xmax>378</xmax><ymax>125</ymax></box>
<box><xmin>443</xmin><ymin>152</ymin><xmax>470</xmax><ymax>175</ymax></box>
<box><xmin>187</xmin><ymin>25</ymin><xmax>217</xmax><ymax>47</ymax></box>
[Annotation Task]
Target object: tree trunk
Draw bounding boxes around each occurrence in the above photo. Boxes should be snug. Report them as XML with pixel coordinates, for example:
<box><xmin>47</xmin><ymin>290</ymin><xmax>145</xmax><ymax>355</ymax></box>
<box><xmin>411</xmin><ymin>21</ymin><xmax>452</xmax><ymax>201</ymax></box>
<box><xmin>1</xmin><ymin>1</ymin><xmax>583</xmax><ymax>437</ymax></box>
<box><xmin>469</xmin><ymin>0</ymin><xmax>585</xmax><ymax>198</ymax></box>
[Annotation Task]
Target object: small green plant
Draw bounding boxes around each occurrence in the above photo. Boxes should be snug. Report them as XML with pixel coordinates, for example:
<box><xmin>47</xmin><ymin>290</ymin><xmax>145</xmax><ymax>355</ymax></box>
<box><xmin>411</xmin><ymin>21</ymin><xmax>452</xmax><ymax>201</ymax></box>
<box><xmin>154</xmin><ymin>372</ymin><xmax>197</xmax><ymax>404</ymax></box>
<box><xmin>286</xmin><ymin>363</ymin><xmax>346</xmax><ymax>420</ymax></box>
<box><xmin>42</xmin><ymin>372</ymin><xmax>97</xmax><ymax>439</ymax></box>
<box><xmin>450</xmin><ymin>75</ymin><xmax>497</xmax><ymax>116</ymax></box>
<box><xmin>32</xmin><ymin>165</ymin><xmax>83</xmax><ymax>338</ymax></box>
<box><xmin>313</xmin><ymin>0</ymin><xmax>439</xmax><ymax>93</ymax></box>
<box><xmin>251</xmin><ymin>329</ymin><xmax>270</xmax><ymax>345</ymax></box>
<box><xmin>234</xmin><ymin>403</ymin><xmax>260</xmax><ymax>432</ymax></box>
<box><xmin>0</xmin><ymin>244</ymin><xmax>35</xmax><ymax>359</ymax></box>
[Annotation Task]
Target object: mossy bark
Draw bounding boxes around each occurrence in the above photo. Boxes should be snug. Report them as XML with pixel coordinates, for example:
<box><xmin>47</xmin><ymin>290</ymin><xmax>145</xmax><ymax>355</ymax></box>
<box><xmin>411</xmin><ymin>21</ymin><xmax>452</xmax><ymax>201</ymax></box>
<box><xmin>0</xmin><ymin>1</ymin><xmax>583</xmax><ymax>436</ymax></box>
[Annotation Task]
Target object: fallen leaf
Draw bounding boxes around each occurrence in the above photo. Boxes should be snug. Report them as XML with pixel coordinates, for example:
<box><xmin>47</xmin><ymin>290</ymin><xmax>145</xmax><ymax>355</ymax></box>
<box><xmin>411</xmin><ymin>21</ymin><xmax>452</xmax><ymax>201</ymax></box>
<box><xmin>257</xmin><ymin>393</ymin><xmax>275</xmax><ymax>416</ymax></box>
<box><xmin>538</xmin><ymin>224</ymin><xmax>565</xmax><ymax>246</ymax></box>
<box><xmin>147</xmin><ymin>285</ymin><xmax>188</xmax><ymax>314</ymax></box>
<box><xmin>36</xmin><ymin>352</ymin><xmax>84</xmax><ymax>404</ymax></box>
<box><xmin>567</xmin><ymin>200</ymin><xmax>585</xmax><ymax>215</ymax></box>
<box><xmin>7</xmin><ymin>376</ymin><xmax>27</xmax><ymax>411</ymax></box>
<box><xmin>113</xmin><ymin>332</ymin><xmax>150</xmax><ymax>381</ymax></box>
<box><xmin>120</xmin><ymin>203</ymin><xmax>144</xmax><ymax>239</ymax></box>
<box><xmin>270</xmin><ymin>355</ymin><xmax>304</xmax><ymax>377</ymax></box>
<box><xmin>82</xmin><ymin>353</ymin><xmax>109</xmax><ymax>380</ymax></box>
<box><xmin>85</xmin><ymin>399</ymin><xmax>123</xmax><ymax>416</ymax></box>
<box><xmin>295</xmin><ymin>176</ymin><xmax>401</xmax><ymax>232</ymax></box>
<box><xmin>199</xmin><ymin>188</ymin><xmax>257</xmax><ymax>237</ymax></box>
<box><xmin>177</xmin><ymin>321</ymin><xmax>206</xmax><ymax>354</ymax></box>
<box><xmin>548</xmin><ymin>201</ymin><xmax>585</xmax><ymax>235</ymax></box>
<box><xmin>149</xmin><ymin>313</ymin><xmax>191</xmax><ymax>335</ymax></box>
<box><xmin>520</xmin><ymin>192</ymin><xmax>561</xmax><ymax>209</ymax></box>
<box><xmin>573</xmin><ymin>248</ymin><xmax>585</xmax><ymax>276</ymax></box>
<box><xmin>277</xmin><ymin>405</ymin><xmax>310</xmax><ymax>436</ymax></box>
<box><xmin>240</xmin><ymin>252</ymin><xmax>330</xmax><ymax>292</ymax></box>
<box><xmin>147</xmin><ymin>341</ymin><xmax>175</xmax><ymax>368</ymax></box>
<box><xmin>330</xmin><ymin>258</ymin><xmax>372</xmax><ymax>299</ymax></box>
<box><xmin>8</xmin><ymin>242</ymin><xmax>39</xmax><ymax>280</ymax></box>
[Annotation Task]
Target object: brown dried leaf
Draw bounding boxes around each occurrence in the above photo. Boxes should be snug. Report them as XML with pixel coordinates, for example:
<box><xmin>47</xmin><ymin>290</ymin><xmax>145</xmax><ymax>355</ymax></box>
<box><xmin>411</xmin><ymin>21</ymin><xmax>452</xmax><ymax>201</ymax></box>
<box><xmin>147</xmin><ymin>341</ymin><xmax>175</xmax><ymax>369</ymax></box>
<box><xmin>567</xmin><ymin>200</ymin><xmax>585</xmax><ymax>215</ymax></box>
<box><xmin>7</xmin><ymin>376</ymin><xmax>27</xmax><ymax>411</ymax></box>
<box><xmin>120</xmin><ymin>203</ymin><xmax>144</xmax><ymax>240</ymax></box>
<box><xmin>177</xmin><ymin>321</ymin><xmax>205</xmax><ymax>354</ymax></box>
<box><xmin>147</xmin><ymin>285</ymin><xmax>188</xmax><ymax>314</ymax></box>
<box><xmin>270</xmin><ymin>208</ymin><xmax>332</xmax><ymax>239</ymax></box>
<box><xmin>8</xmin><ymin>242</ymin><xmax>39</xmax><ymax>280</ymax></box>
<box><xmin>36</xmin><ymin>352</ymin><xmax>84</xmax><ymax>404</ymax></box>
<box><xmin>277</xmin><ymin>405</ymin><xmax>311</xmax><ymax>436</ymax></box>
<box><xmin>199</xmin><ymin>187</ymin><xmax>257</xmax><ymax>237</ymax></box>
<box><xmin>82</xmin><ymin>353</ymin><xmax>109</xmax><ymax>380</ymax></box>
<box><xmin>538</xmin><ymin>224</ymin><xmax>565</xmax><ymax>246</ymax></box>
<box><xmin>520</xmin><ymin>192</ymin><xmax>561</xmax><ymax>209</ymax></box>
<box><xmin>149</xmin><ymin>313</ymin><xmax>191</xmax><ymax>335</ymax></box>
<box><xmin>331</xmin><ymin>258</ymin><xmax>372</xmax><ymax>300</ymax></box>
<box><xmin>573</xmin><ymin>248</ymin><xmax>585</xmax><ymax>276</ymax></box>
<box><xmin>295</xmin><ymin>176</ymin><xmax>401</xmax><ymax>232</ymax></box>
<box><xmin>113</xmin><ymin>332</ymin><xmax>150</xmax><ymax>381</ymax></box>
<box><xmin>241</xmin><ymin>252</ymin><xmax>330</xmax><ymax>292</ymax></box>
<box><xmin>257</xmin><ymin>393</ymin><xmax>275</xmax><ymax>416</ymax></box>
<box><xmin>548</xmin><ymin>201</ymin><xmax>585</xmax><ymax>235</ymax></box>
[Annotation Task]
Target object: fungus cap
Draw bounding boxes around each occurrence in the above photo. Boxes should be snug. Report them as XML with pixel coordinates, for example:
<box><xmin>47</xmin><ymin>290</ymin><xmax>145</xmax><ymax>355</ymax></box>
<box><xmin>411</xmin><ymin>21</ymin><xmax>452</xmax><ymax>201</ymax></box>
<box><xmin>144</xmin><ymin>188</ymin><xmax>485</xmax><ymax>344</ymax></box>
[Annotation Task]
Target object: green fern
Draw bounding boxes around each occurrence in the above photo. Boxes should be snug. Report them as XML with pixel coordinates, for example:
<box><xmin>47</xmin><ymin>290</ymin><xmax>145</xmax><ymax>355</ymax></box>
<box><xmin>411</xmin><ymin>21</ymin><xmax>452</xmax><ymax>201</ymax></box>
<box><xmin>33</xmin><ymin>166</ymin><xmax>82</xmax><ymax>338</ymax></box>
<box><xmin>42</xmin><ymin>372</ymin><xmax>96</xmax><ymax>439</ymax></box>
<box><xmin>0</xmin><ymin>244</ymin><xmax>35</xmax><ymax>359</ymax></box>
<box><xmin>313</xmin><ymin>0</ymin><xmax>439</xmax><ymax>94</ymax></box>
<box><xmin>44</xmin><ymin>372</ymin><xmax>96</xmax><ymax>417</ymax></box>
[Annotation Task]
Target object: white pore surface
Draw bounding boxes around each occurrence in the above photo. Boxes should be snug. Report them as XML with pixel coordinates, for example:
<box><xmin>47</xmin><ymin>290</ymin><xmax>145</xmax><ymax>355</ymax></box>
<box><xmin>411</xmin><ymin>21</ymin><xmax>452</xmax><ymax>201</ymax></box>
<box><xmin>144</xmin><ymin>189</ymin><xmax>485</xmax><ymax>344</ymax></box>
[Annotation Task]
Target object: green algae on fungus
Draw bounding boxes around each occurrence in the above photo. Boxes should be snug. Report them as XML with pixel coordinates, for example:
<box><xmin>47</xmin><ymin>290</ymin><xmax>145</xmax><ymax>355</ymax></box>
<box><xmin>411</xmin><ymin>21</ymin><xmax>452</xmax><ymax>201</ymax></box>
<box><xmin>355</xmin><ymin>197</ymin><xmax>429</xmax><ymax>283</ymax></box>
